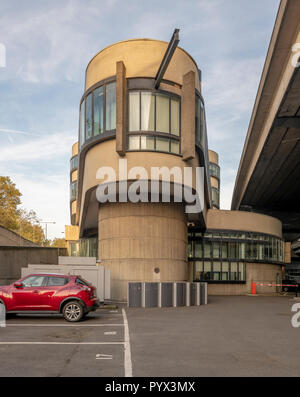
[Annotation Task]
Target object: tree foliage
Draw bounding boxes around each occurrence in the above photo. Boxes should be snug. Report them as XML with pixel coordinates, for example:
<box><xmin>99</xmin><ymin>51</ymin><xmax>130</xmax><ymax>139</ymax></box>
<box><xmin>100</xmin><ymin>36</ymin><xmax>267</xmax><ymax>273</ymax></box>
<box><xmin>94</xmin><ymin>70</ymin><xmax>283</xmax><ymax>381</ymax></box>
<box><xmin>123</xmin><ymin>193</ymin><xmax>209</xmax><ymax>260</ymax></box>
<box><xmin>51</xmin><ymin>238</ymin><xmax>67</xmax><ymax>248</ymax></box>
<box><xmin>0</xmin><ymin>176</ymin><xmax>62</xmax><ymax>246</ymax></box>
<box><xmin>0</xmin><ymin>176</ymin><xmax>22</xmax><ymax>230</ymax></box>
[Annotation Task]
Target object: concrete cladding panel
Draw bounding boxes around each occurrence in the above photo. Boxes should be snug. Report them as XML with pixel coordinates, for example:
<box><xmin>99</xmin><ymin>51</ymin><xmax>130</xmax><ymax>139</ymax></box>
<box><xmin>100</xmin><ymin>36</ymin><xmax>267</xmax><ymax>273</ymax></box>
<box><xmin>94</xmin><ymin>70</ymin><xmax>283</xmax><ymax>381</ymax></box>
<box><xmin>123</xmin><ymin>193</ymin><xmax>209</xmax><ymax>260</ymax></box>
<box><xmin>79</xmin><ymin>139</ymin><xmax>201</xmax><ymax>228</ymax></box>
<box><xmin>207</xmin><ymin>209</ymin><xmax>282</xmax><ymax>238</ymax></box>
<box><xmin>98</xmin><ymin>202</ymin><xmax>188</xmax><ymax>300</ymax></box>
<box><xmin>85</xmin><ymin>39</ymin><xmax>200</xmax><ymax>92</ymax></box>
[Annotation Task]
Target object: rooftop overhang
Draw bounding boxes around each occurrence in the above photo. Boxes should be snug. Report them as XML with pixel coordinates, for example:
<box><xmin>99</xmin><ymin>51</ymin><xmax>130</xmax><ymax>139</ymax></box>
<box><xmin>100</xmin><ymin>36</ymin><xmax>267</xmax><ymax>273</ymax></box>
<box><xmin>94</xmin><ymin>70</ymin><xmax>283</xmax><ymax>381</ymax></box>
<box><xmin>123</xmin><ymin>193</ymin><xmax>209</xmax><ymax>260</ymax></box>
<box><xmin>231</xmin><ymin>0</ymin><xmax>300</xmax><ymax>241</ymax></box>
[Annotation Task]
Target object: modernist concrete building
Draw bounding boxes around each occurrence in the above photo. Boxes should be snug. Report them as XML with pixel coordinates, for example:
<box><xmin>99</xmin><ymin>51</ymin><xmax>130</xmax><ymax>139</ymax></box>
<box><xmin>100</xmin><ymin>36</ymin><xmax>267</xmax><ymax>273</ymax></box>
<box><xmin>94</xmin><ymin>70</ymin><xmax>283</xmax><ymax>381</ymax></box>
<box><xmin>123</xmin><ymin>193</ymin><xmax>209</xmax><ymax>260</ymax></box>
<box><xmin>65</xmin><ymin>5</ymin><xmax>296</xmax><ymax>299</ymax></box>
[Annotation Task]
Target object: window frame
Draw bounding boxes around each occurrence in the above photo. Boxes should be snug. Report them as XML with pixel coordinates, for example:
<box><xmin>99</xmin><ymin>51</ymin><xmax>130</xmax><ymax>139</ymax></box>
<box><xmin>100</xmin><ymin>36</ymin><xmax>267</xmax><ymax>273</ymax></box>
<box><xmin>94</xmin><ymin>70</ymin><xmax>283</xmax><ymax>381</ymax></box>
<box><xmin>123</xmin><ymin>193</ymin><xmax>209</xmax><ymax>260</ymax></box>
<box><xmin>21</xmin><ymin>275</ymin><xmax>47</xmax><ymax>288</ymax></box>
<box><xmin>79</xmin><ymin>78</ymin><xmax>117</xmax><ymax>149</ymax></box>
<box><xmin>188</xmin><ymin>228</ymin><xmax>284</xmax><ymax>283</ymax></box>
<box><xmin>127</xmin><ymin>89</ymin><xmax>182</xmax><ymax>156</ymax></box>
<box><xmin>45</xmin><ymin>276</ymin><xmax>70</xmax><ymax>287</ymax></box>
<box><xmin>70</xmin><ymin>180</ymin><xmax>78</xmax><ymax>202</ymax></box>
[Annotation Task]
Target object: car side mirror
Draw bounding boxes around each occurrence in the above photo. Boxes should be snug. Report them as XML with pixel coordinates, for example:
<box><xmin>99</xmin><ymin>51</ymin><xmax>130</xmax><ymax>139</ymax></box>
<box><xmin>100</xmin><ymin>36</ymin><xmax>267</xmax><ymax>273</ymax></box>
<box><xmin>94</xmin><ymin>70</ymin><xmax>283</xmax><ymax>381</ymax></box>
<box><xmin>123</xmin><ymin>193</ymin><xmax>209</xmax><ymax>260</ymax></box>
<box><xmin>14</xmin><ymin>282</ymin><xmax>23</xmax><ymax>288</ymax></box>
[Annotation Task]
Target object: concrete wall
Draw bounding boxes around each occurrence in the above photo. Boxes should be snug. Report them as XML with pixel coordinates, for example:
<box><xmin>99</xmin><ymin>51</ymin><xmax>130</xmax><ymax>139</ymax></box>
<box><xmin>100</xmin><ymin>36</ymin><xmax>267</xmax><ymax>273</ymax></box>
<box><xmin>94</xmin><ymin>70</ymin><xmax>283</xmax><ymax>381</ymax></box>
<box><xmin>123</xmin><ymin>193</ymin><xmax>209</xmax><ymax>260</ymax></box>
<box><xmin>207</xmin><ymin>209</ymin><xmax>282</xmax><ymax>238</ymax></box>
<box><xmin>0</xmin><ymin>247</ymin><xmax>62</xmax><ymax>285</ymax></box>
<box><xmin>98</xmin><ymin>202</ymin><xmax>188</xmax><ymax>300</ymax></box>
<box><xmin>207</xmin><ymin>262</ymin><xmax>282</xmax><ymax>295</ymax></box>
<box><xmin>85</xmin><ymin>39</ymin><xmax>201</xmax><ymax>92</ymax></box>
<box><xmin>0</xmin><ymin>226</ymin><xmax>39</xmax><ymax>247</ymax></box>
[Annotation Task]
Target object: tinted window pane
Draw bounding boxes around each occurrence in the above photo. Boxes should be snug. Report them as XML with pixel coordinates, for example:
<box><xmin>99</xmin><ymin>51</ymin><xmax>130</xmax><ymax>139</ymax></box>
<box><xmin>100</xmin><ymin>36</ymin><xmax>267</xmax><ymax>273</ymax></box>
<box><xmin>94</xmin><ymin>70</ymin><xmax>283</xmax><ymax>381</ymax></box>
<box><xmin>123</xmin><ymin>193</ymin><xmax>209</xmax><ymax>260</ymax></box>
<box><xmin>70</xmin><ymin>181</ymin><xmax>77</xmax><ymax>201</ymax></box>
<box><xmin>195</xmin><ymin>98</ymin><xmax>201</xmax><ymax>144</ymax></box>
<box><xmin>128</xmin><ymin>135</ymin><xmax>140</xmax><ymax>150</ymax></box>
<box><xmin>222</xmin><ymin>262</ymin><xmax>229</xmax><ymax>280</ymax></box>
<box><xmin>156</xmin><ymin>137</ymin><xmax>169</xmax><ymax>152</ymax></box>
<box><xmin>22</xmin><ymin>276</ymin><xmax>45</xmax><ymax>287</ymax></box>
<box><xmin>141</xmin><ymin>92</ymin><xmax>154</xmax><ymax>131</ymax></box>
<box><xmin>213</xmin><ymin>242</ymin><xmax>220</xmax><ymax>258</ymax></box>
<box><xmin>70</xmin><ymin>156</ymin><xmax>78</xmax><ymax>170</ymax></box>
<box><xmin>238</xmin><ymin>263</ymin><xmax>245</xmax><ymax>281</ymax></box>
<box><xmin>156</xmin><ymin>94</ymin><xmax>169</xmax><ymax>133</ymax></box>
<box><xmin>212</xmin><ymin>262</ymin><xmax>221</xmax><ymax>280</ymax></box>
<box><xmin>141</xmin><ymin>135</ymin><xmax>155</xmax><ymax>150</ymax></box>
<box><xmin>204</xmin><ymin>241</ymin><xmax>211</xmax><ymax>257</ymax></box>
<box><xmin>170</xmin><ymin>140</ymin><xmax>179</xmax><ymax>154</ymax></box>
<box><xmin>94</xmin><ymin>86</ymin><xmax>104</xmax><ymax>135</ymax></box>
<box><xmin>230</xmin><ymin>262</ymin><xmax>238</xmax><ymax>281</ymax></box>
<box><xmin>171</xmin><ymin>98</ymin><xmax>179</xmax><ymax>136</ymax></box>
<box><xmin>194</xmin><ymin>241</ymin><xmax>202</xmax><ymax>257</ymax></box>
<box><xmin>222</xmin><ymin>242</ymin><xmax>228</xmax><ymax>258</ymax></box>
<box><xmin>47</xmin><ymin>277</ymin><xmax>68</xmax><ymax>286</ymax></box>
<box><xmin>85</xmin><ymin>93</ymin><xmax>93</xmax><ymax>140</ymax></box>
<box><xmin>200</xmin><ymin>101</ymin><xmax>205</xmax><ymax>147</ymax></box>
<box><xmin>194</xmin><ymin>261</ymin><xmax>203</xmax><ymax>280</ymax></box>
<box><xmin>202</xmin><ymin>261</ymin><xmax>212</xmax><ymax>280</ymax></box>
<box><xmin>80</xmin><ymin>100</ymin><xmax>85</xmax><ymax>147</ymax></box>
<box><xmin>106</xmin><ymin>82</ymin><xmax>116</xmax><ymax>130</ymax></box>
<box><xmin>129</xmin><ymin>92</ymin><xmax>140</xmax><ymax>131</ymax></box>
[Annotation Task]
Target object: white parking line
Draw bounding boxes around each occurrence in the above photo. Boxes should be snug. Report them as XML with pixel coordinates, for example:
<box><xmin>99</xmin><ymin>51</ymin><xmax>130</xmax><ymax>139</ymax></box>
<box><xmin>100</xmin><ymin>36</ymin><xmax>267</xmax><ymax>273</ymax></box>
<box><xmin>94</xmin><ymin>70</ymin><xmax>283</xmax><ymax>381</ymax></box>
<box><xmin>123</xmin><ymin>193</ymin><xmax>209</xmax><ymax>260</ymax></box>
<box><xmin>122</xmin><ymin>308</ymin><xmax>132</xmax><ymax>377</ymax></box>
<box><xmin>96</xmin><ymin>354</ymin><xmax>113</xmax><ymax>360</ymax></box>
<box><xmin>4</xmin><ymin>323</ymin><xmax>124</xmax><ymax>327</ymax></box>
<box><xmin>98</xmin><ymin>313</ymin><xmax>122</xmax><ymax>316</ymax></box>
<box><xmin>0</xmin><ymin>342</ymin><xmax>124</xmax><ymax>345</ymax></box>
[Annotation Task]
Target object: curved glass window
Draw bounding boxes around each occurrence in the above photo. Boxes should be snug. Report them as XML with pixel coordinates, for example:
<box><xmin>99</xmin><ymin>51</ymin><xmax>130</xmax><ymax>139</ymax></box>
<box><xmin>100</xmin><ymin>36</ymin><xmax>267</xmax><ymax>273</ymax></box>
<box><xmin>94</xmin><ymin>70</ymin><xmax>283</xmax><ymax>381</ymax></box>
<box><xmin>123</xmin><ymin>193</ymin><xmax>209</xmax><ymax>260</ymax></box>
<box><xmin>70</xmin><ymin>181</ymin><xmax>77</xmax><ymax>202</ymax></box>
<box><xmin>211</xmin><ymin>186</ymin><xmax>220</xmax><ymax>208</ymax></box>
<box><xmin>129</xmin><ymin>91</ymin><xmax>180</xmax><ymax>136</ymax></box>
<box><xmin>128</xmin><ymin>135</ymin><xmax>180</xmax><ymax>155</ymax></box>
<box><xmin>94</xmin><ymin>86</ymin><xmax>104</xmax><ymax>135</ymax></box>
<box><xmin>195</xmin><ymin>96</ymin><xmax>205</xmax><ymax>148</ymax></box>
<box><xmin>70</xmin><ymin>155</ymin><xmax>78</xmax><ymax>171</ymax></box>
<box><xmin>69</xmin><ymin>237</ymin><xmax>98</xmax><ymax>258</ymax></box>
<box><xmin>188</xmin><ymin>229</ymin><xmax>285</xmax><ymax>282</ymax></box>
<box><xmin>128</xmin><ymin>91</ymin><xmax>180</xmax><ymax>154</ymax></box>
<box><xmin>209</xmin><ymin>162</ymin><xmax>220</xmax><ymax>179</ymax></box>
<box><xmin>106</xmin><ymin>82</ymin><xmax>116</xmax><ymax>131</ymax></box>
<box><xmin>85</xmin><ymin>93</ymin><xmax>93</xmax><ymax>140</ymax></box>
<box><xmin>79</xmin><ymin>81</ymin><xmax>116</xmax><ymax>148</ymax></box>
<box><xmin>79</xmin><ymin>101</ymin><xmax>85</xmax><ymax>147</ymax></box>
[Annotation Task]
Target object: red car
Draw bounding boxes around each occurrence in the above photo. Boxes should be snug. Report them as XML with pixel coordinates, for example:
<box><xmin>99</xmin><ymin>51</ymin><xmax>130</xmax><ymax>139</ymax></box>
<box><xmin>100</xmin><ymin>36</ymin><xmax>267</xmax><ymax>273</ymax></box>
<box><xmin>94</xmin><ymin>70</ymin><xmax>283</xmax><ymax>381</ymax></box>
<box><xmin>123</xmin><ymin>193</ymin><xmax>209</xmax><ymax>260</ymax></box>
<box><xmin>0</xmin><ymin>273</ymin><xmax>99</xmax><ymax>322</ymax></box>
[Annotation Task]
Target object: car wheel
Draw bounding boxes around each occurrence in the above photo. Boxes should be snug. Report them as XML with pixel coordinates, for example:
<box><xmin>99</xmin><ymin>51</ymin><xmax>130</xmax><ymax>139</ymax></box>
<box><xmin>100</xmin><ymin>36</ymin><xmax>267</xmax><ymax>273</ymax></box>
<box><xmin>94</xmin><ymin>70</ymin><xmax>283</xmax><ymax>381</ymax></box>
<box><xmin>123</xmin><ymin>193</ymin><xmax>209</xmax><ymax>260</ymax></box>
<box><xmin>283</xmin><ymin>287</ymin><xmax>289</xmax><ymax>292</ymax></box>
<box><xmin>63</xmin><ymin>301</ymin><xmax>84</xmax><ymax>322</ymax></box>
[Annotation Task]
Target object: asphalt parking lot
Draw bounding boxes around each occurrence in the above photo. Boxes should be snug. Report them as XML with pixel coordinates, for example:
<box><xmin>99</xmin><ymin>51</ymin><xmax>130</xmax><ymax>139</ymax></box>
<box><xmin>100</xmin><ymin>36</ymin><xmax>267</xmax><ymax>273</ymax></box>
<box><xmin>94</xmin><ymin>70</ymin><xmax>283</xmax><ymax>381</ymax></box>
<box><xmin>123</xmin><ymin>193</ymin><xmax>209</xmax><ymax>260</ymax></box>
<box><xmin>0</xmin><ymin>307</ymin><xmax>128</xmax><ymax>377</ymax></box>
<box><xmin>0</xmin><ymin>296</ymin><xmax>300</xmax><ymax>377</ymax></box>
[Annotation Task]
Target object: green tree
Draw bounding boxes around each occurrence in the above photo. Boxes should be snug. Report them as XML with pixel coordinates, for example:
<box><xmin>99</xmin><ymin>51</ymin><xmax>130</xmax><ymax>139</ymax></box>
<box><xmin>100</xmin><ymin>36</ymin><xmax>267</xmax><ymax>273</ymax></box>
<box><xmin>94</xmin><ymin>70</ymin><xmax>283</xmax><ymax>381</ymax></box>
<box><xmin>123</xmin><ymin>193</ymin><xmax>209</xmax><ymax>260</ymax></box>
<box><xmin>0</xmin><ymin>176</ymin><xmax>47</xmax><ymax>245</ymax></box>
<box><xmin>0</xmin><ymin>176</ymin><xmax>22</xmax><ymax>230</ymax></box>
<box><xmin>51</xmin><ymin>238</ymin><xmax>67</xmax><ymax>248</ymax></box>
<box><xmin>17</xmin><ymin>209</ymin><xmax>46</xmax><ymax>246</ymax></box>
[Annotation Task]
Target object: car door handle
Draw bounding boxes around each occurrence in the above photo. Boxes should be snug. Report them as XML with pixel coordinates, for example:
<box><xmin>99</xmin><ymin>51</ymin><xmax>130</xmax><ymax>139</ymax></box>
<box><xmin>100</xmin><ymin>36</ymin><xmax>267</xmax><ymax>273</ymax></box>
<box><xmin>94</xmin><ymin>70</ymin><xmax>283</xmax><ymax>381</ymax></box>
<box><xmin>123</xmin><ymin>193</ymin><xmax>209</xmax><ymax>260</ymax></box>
<box><xmin>33</xmin><ymin>290</ymin><xmax>39</xmax><ymax>294</ymax></box>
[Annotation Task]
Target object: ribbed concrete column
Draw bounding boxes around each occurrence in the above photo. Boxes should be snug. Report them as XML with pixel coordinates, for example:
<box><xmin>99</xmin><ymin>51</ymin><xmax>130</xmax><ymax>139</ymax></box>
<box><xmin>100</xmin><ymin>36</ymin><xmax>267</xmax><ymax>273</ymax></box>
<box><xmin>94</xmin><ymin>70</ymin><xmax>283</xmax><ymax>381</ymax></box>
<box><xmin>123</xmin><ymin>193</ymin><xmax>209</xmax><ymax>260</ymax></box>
<box><xmin>98</xmin><ymin>202</ymin><xmax>188</xmax><ymax>300</ymax></box>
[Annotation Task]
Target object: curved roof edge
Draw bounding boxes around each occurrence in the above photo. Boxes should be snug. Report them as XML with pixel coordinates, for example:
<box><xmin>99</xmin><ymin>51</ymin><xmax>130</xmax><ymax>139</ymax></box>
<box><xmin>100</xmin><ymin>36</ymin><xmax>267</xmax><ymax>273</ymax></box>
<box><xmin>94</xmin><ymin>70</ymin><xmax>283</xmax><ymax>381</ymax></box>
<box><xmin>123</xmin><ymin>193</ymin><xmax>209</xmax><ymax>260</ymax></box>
<box><xmin>85</xmin><ymin>38</ymin><xmax>199</xmax><ymax>75</ymax></box>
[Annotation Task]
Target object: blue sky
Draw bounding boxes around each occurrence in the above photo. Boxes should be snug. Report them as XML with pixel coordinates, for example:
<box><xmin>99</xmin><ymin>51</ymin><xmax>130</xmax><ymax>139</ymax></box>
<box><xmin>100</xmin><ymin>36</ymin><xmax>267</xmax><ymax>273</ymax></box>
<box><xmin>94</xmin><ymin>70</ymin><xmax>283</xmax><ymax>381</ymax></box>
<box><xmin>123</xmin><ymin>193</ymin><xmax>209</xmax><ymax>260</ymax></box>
<box><xmin>0</xmin><ymin>0</ymin><xmax>280</xmax><ymax>239</ymax></box>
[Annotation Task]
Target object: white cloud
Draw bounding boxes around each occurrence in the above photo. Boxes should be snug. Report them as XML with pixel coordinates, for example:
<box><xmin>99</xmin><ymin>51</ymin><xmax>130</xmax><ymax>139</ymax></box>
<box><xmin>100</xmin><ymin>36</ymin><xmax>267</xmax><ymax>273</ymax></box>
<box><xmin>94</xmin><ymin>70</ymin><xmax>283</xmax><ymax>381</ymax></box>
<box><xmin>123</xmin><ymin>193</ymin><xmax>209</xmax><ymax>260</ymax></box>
<box><xmin>220</xmin><ymin>179</ymin><xmax>235</xmax><ymax>210</ymax></box>
<box><xmin>0</xmin><ymin>0</ymin><xmax>118</xmax><ymax>84</ymax></box>
<box><xmin>0</xmin><ymin>130</ymin><xmax>75</xmax><ymax>162</ymax></box>
<box><xmin>204</xmin><ymin>57</ymin><xmax>263</xmax><ymax>113</ymax></box>
<box><xmin>12</xmin><ymin>172</ymin><xmax>70</xmax><ymax>240</ymax></box>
